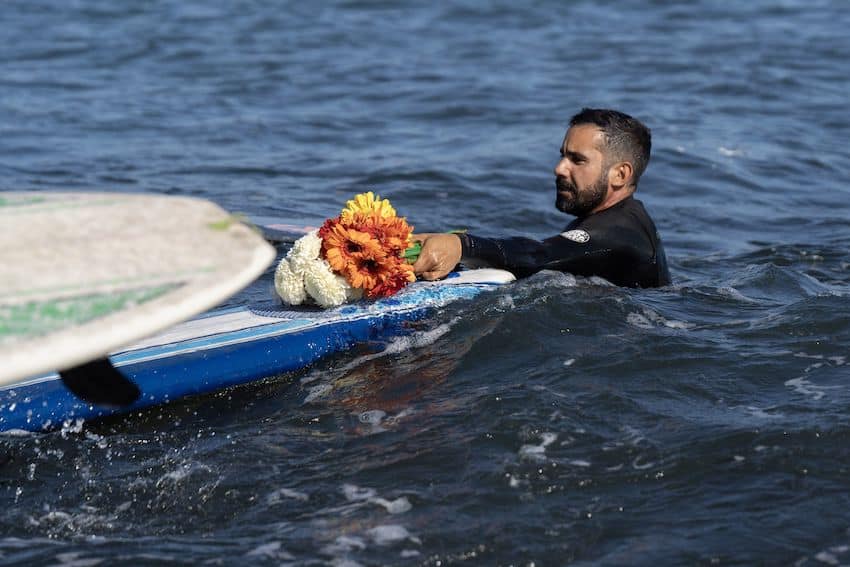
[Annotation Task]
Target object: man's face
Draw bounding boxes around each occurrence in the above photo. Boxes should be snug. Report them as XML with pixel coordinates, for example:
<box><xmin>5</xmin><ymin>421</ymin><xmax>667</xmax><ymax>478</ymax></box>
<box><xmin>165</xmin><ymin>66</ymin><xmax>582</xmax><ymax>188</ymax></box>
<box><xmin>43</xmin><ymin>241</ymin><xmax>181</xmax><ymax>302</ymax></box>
<box><xmin>554</xmin><ymin>124</ymin><xmax>609</xmax><ymax>217</ymax></box>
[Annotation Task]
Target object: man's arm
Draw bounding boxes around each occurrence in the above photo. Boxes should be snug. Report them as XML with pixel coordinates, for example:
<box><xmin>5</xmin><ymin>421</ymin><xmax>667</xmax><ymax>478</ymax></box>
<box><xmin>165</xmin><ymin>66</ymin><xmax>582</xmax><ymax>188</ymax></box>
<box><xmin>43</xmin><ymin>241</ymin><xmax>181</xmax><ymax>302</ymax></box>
<box><xmin>412</xmin><ymin>232</ymin><xmax>598</xmax><ymax>280</ymax></box>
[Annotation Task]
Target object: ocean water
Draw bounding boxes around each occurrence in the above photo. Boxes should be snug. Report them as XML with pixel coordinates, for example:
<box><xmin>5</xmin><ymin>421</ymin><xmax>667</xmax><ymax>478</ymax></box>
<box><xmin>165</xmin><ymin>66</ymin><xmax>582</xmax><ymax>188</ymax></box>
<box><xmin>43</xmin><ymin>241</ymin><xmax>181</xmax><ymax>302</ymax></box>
<box><xmin>2</xmin><ymin>0</ymin><xmax>850</xmax><ymax>564</ymax></box>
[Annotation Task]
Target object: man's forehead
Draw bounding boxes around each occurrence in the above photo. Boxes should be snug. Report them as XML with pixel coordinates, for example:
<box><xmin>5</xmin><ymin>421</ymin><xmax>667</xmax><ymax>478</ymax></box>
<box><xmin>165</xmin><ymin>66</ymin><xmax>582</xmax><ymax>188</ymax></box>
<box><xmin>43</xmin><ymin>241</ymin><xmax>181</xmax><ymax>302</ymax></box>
<box><xmin>562</xmin><ymin>124</ymin><xmax>605</xmax><ymax>152</ymax></box>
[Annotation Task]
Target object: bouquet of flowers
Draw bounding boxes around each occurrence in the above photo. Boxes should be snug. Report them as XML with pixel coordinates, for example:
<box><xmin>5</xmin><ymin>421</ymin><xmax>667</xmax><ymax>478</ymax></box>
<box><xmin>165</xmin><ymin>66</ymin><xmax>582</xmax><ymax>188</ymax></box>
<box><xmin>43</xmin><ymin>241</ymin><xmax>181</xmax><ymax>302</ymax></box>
<box><xmin>274</xmin><ymin>192</ymin><xmax>420</xmax><ymax>308</ymax></box>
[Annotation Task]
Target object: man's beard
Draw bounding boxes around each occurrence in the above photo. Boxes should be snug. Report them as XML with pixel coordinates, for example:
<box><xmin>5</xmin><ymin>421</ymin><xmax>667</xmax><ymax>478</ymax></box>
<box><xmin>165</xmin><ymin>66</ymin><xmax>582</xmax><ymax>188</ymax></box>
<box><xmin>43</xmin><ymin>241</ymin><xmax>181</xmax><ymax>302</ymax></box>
<box><xmin>555</xmin><ymin>173</ymin><xmax>607</xmax><ymax>217</ymax></box>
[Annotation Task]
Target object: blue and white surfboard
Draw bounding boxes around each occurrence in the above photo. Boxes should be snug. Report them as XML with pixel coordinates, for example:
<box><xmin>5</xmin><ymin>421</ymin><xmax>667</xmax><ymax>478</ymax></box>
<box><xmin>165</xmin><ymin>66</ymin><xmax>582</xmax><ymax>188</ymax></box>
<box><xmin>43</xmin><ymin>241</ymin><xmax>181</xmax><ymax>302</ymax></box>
<box><xmin>0</xmin><ymin>269</ymin><xmax>513</xmax><ymax>432</ymax></box>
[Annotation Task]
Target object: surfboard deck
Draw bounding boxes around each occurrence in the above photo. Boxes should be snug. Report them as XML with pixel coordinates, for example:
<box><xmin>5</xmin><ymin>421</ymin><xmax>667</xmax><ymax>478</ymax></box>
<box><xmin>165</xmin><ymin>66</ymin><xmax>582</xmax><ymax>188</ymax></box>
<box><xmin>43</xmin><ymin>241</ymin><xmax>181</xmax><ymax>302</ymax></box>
<box><xmin>0</xmin><ymin>192</ymin><xmax>276</xmax><ymax>388</ymax></box>
<box><xmin>0</xmin><ymin>269</ymin><xmax>514</xmax><ymax>432</ymax></box>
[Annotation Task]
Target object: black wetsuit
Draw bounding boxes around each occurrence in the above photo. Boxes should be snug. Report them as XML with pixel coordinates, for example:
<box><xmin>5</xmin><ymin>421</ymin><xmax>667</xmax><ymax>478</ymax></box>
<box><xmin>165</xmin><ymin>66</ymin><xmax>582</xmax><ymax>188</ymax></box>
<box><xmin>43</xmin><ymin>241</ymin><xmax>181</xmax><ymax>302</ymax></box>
<box><xmin>459</xmin><ymin>197</ymin><xmax>671</xmax><ymax>288</ymax></box>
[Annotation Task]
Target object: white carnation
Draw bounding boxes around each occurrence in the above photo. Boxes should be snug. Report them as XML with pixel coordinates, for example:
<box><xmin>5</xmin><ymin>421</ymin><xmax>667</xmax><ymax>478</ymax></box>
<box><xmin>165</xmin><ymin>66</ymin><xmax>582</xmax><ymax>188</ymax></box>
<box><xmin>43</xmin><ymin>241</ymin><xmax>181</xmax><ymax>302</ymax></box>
<box><xmin>287</xmin><ymin>230</ymin><xmax>322</xmax><ymax>275</ymax></box>
<box><xmin>274</xmin><ymin>257</ymin><xmax>307</xmax><ymax>305</ymax></box>
<box><xmin>303</xmin><ymin>259</ymin><xmax>350</xmax><ymax>308</ymax></box>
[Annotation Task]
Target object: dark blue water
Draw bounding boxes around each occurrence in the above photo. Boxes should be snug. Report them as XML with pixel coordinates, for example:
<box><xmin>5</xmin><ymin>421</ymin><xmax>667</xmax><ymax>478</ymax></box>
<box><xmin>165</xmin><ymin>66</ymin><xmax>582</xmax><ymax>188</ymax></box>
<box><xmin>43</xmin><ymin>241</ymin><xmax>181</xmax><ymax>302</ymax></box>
<box><xmin>3</xmin><ymin>1</ymin><xmax>850</xmax><ymax>564</ymax></box>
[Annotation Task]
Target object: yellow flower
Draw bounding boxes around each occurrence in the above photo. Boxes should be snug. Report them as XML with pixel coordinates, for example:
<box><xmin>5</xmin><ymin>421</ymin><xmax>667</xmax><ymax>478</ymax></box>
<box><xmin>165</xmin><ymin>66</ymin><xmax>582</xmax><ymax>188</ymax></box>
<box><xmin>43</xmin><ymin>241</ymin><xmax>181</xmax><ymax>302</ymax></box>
<box><xmin>340</xmin><ymin>191</ymin><xmax>396</xmax><ymax>221</ymax></box>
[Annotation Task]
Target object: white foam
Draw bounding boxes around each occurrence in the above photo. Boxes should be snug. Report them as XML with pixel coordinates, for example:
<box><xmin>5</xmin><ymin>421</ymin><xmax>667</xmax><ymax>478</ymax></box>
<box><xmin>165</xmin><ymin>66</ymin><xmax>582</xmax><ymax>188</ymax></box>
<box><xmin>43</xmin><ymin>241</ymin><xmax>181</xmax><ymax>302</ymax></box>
<box><xmin>519</xmin><ymin>432</ymin><xmax>557</xmax><ymax>461</ymax></box>
<box><xmin>266</xmin><ymin>487</ymin><xmax>309</xmax><ymax>504</ymax></box>
<box><xmin>342</xmin><ymin>484</ymin><xmax>376</xmax><ymax>501</ymax></box>
<box><xmin>60</xmin><ymin>419</ymin><xmax>85</xmax><ymax>437</ymax></box>
<box><xmin>371</xmin><ymin>497</ymin><xmax>412</xmax><ymax>514</ymax></box>
<box><xmin>785</xmin><ymin>376</ymin><xmax>836</xmax><ymax>401</ymax></box>
<box><xmin>627</xmin><ymin>307</ymin><xmax>693</xmax><ymax>330</ymax></box>
<box><xmin>52</xmin><ymin>552</ymin><xmax>104</xmax><ymax>567</ymax></box>
<box><xmin>341</xmin><ymin>484</ymin><xmax>411</xmax><ymax>514</ymax></box>
<box><xmin>368</xmin><ymin>525</ymin><xmax>420</xmax><ymax>546</ymax></box>
<box><xmin>744</xmin><ymin>406</ymin><xmax>784</xmax><ymax>419</ymax></box>
<box><xmin>155</xmin><ymin>462</ymin><xmax>211</xmax><ymax>486</ymax></box>
<box><xmin>303</xmin><ymin>383</ymin><xmax>332</xmax><ymax>403</ymax></box>
<box><xmin>814</xmin><ymin>551</ymin><xmax>840</xmax><ymax>565</ymax></box>
<box><xmin>246</xmin><ymin>541</ymin><xmax>294</xmax><ymax>560</ymax></box>
<box><xmin>718</xmin><ymin>146</ymin><xmax>744</xmax><ymax>157</ymax></box>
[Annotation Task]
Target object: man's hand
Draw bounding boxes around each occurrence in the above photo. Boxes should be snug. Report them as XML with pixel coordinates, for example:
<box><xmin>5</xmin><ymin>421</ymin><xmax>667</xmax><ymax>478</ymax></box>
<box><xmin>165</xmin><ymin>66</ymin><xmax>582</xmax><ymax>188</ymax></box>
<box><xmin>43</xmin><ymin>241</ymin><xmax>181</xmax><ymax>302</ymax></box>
<box><xmin>412</xmin><ymin>233</ymin><xmax>462</xmax><ymax>280</ymax></box>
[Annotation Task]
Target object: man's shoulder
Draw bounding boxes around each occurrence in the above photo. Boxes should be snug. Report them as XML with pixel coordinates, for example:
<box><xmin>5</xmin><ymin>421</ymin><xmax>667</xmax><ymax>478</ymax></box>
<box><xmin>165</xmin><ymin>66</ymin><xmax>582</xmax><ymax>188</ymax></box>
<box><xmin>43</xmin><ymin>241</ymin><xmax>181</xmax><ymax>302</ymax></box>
<box><xmin>563</xmin><ymin>197</ymin><xmax>658</xmax><ymax>248</ymax></box>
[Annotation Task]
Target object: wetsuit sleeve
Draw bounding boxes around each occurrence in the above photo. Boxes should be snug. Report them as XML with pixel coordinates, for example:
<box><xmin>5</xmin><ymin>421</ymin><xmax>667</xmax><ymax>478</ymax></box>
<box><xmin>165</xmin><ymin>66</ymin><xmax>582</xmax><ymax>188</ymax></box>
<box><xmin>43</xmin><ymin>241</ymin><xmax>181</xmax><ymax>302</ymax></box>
<box><xmin>458</xmin><ymin>232</ymin><xmax>615</xmax><ymax>279</ymax></box>
<box><xmin>457</xmin><ymin>226</ymin><xmax>662</xmax><ymax>287</ymax></box>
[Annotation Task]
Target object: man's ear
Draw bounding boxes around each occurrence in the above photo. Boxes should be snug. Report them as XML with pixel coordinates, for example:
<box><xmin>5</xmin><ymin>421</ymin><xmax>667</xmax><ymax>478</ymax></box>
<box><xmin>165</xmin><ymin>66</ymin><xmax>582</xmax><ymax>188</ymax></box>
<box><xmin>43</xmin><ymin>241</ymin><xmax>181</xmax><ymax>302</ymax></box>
<box><xmin>608</xmin><ymin>161</ymin><xmax>634</xmax><ymax>189</ymax></box>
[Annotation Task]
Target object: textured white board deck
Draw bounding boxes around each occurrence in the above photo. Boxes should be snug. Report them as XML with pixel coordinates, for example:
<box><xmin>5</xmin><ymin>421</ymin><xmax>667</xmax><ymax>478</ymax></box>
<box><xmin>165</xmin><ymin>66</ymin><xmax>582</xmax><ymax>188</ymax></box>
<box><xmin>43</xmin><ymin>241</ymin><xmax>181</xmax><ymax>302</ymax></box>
<box><xmin>0</xmin><ymin>192</ymin><xmax>276</xmax><ymax>387</ymax></box>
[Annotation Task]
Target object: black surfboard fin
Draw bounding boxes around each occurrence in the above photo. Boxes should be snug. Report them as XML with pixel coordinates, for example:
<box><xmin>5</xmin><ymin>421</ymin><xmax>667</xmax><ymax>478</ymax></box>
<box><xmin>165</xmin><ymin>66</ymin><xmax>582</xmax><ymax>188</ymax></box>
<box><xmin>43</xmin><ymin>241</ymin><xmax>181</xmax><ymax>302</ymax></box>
<box><xmin>59</xmin><ymin>357</ymin><xmax>141</xmax><ymax>407</ymax></box>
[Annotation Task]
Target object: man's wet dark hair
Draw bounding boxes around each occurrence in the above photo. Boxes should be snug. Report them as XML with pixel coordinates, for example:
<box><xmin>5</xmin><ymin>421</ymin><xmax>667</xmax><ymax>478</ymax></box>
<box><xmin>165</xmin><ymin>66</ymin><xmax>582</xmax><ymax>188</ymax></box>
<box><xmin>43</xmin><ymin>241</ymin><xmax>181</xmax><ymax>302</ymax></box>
<box><xmin>569</xmin><ymin>108</ymin><xmax>652</xmax><ymax>186</ymax></box>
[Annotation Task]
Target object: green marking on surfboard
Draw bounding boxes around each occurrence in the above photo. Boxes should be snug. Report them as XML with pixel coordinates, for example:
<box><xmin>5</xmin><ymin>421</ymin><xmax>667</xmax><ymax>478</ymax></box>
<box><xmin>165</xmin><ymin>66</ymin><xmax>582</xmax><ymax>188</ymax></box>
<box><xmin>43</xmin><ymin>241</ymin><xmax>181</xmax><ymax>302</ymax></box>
<box><xmin>0</xmin><ymin>284</ymin><xmax>178</xmax><ymax>344</ymax></box>
<box><xmin>208</xmin><ymin>214</ymin><xmax>248</xmax><ymax>231</ymax></box>
<box><xmin>0</xmin><ymin>195</ymin><xmax>47</xmax><ymax>208</ymax></box>
<box><xmin>1</xmin><ymin>267</ymin><xmax>215</xmax><ymax>304</ymax></box>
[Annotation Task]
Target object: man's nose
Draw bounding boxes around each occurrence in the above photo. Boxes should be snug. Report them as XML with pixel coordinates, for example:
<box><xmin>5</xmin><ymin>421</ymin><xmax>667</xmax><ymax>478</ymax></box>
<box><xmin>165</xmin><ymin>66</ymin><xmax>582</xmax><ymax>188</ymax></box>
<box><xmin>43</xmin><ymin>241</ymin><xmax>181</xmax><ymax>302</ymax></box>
<box><xmin>554</xmin><ymin>158</ymin><xmax>570</xmax><ymax>177</ymax></box>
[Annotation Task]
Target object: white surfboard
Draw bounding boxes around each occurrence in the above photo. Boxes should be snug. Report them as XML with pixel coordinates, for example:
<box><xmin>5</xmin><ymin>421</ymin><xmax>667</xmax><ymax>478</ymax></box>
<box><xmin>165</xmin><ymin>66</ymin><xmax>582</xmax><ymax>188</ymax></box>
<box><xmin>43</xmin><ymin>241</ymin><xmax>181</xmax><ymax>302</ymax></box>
<box><xmin>0</xmin><ymin>192</ymin><xmax>276</xmax><ymax>395</ymax></box>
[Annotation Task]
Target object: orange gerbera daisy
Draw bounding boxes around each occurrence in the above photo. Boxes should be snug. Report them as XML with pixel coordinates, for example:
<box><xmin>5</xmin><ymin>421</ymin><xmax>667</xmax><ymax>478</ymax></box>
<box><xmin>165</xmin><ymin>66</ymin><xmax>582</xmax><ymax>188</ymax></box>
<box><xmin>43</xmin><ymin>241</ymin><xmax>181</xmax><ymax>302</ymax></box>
<box><xmin>343</xmin><ymin>211</ymin><xmax>413</xmax><ymax>255</ymax></box>
<box><xmin>320</xmin><ymin>219</ymin><xmax>384</xmax><ymax>273</ymax></box>
<box><xmin>321</xmin><ymin>218</ymin><xmax>396</xmax><ymax>290</ymax></box>
<box><xmin>347</xmin><ymin>253</ymin><xmax>399</xmax><ymax>292</ymax></box>
<box><xmin>318</xmin><ymin>194</ymin><xmax>417</xmax><ymax>298</ymax></box>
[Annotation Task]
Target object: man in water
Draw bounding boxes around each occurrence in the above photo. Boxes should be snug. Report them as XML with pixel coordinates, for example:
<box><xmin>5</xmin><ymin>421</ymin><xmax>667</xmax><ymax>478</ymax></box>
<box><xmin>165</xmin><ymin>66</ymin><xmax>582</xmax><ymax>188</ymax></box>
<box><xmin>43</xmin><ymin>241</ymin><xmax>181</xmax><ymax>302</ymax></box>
<box><xmin>412</xmin><ymin>108</ymin><xmax>671</xmax><ymax>288</ymax></box>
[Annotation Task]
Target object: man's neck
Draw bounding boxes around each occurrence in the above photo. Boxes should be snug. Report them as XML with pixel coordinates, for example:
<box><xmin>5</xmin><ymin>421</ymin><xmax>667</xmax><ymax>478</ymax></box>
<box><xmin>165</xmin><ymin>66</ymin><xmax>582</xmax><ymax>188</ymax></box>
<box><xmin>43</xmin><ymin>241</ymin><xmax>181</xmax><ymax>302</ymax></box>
<box><xmin>588</xmin><ymin>186</ymin><xmax>635</xmax><ymax>215</ymax></box>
